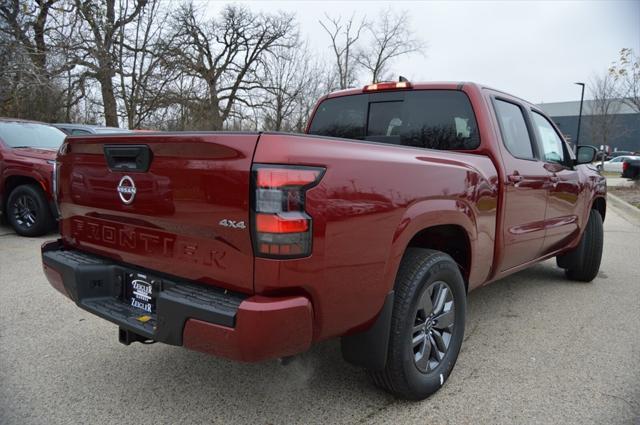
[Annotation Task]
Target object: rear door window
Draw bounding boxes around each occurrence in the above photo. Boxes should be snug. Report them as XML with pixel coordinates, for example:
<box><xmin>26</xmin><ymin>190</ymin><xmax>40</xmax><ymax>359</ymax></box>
<box><xmin>493</xmin><ymin>99</ymin><xmax>535</xmax><ymax>160</ymax></box>
<box><xmin>308</xmin><ymin>90</ymin><xmax>480</xmax><ymax>151</ymax></box>
<box><xmin>308</xmin><ymin>95</ymin><xmax>366</xmax><ymax>140</ymax></box>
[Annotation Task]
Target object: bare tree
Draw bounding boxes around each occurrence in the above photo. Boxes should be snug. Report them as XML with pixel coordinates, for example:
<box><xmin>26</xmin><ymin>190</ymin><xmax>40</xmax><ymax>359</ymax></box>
<box><xmin>609</xmin><ymin>48</ymin><xmax>640</xmax><ymax>113</ymax></box>
<box><xmin>357</xmin><ymin>10</ymin><xmax>424</xmax><ymax>83</ymax></box>
<box><xmin>3</xmin><ymin>2</ymin><xmax>427</xmax><ymax>131</ymax></box>
<box><xmin>162</xmin><ymin>3</ymin><xmax>296</xmax><ymax>130</ymax></box>
<box><xmin>589</xmin><ymin>73</ymin><xmax>624</xmax><ymax>147</ymax></box>
<box><xmin>0</xmin><ymin>0</ymin><xmax>59</xmax><ymax>73</ymax></box>
<box><xmin>290</xmin><ymin>62</ymin><xmax>338</xmax><ymax>132</ymax></box>
<box><xmin>46</xmin><ymin>1</ymin><xmax>90</xmax><ymax>122</ymax></box>
<box><xmin>73</xmin><ymin>0</ymin><xmax>149</xmax><ymax>126</ymax></box>
<box><xmin>0</xmin><ymin>0</ymin><xmax>68</xmax><ymax>121</ymax></box>
<box><xmin>259</xmin><ymin>42</ymin><xmax>313</xmax><ymax>131</ymax></box>
<box><xmin>319</xmin><ymin>13</ymin><xmax>366</xmax><ymax>90</ymax></box>
<box><xmin>115</xmin><ymin>0</ymin><xmax>172</xmax><ymax>128</ymax></box>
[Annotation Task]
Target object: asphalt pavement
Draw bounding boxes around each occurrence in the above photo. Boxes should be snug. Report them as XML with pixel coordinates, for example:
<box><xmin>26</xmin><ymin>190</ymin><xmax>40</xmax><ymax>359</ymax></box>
<box><xmin>607</xmin><ymin>177</ymin><xmax>636</xmax><ymax>188</ymax></box>
<box><xmin>1</xmin><ymin>205</ymin><xmax>639</xmax><ymax>425</ymax></box>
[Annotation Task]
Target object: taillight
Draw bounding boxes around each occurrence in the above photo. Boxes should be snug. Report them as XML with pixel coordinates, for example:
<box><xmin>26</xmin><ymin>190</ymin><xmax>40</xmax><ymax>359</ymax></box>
<box><xmin>251</xmin><ymin>164</ymin><xmax>325</xmax><ymax>258</ymax></box>
<box><xmin>623</xmin><ymin>161</ymin><xmax>629</xmax><ymax>172</ymax></box>
<box><xmin>363</xmin><ymin>81</ymin><xmax>412</xmax><ymax>92</ymax></box>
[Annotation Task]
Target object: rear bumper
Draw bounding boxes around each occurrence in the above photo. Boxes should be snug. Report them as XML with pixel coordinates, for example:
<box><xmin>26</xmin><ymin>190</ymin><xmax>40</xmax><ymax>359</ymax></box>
<box><xmin>41</xmin><ymin>240</ymin><xmax>313</xmax><ymax>362</ymax></box>
<box><xmin>622</xmin><ymin>167</ymin><xmax>638</xmax><ymax>179</ymax></box>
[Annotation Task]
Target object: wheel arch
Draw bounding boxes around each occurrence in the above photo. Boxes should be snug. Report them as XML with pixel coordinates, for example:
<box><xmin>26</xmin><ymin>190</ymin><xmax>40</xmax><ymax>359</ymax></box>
<box><xmin>405</xmin><ymin>224</ymin><xmax>472</xmax><ymax>292</ymax></box>
<box><xmin>384</xmin><ymin>201</ymin><xmax>478</xmax><ymax>296</ymax></box>
<box><xmin>2</xmin><ymin>174</ymin><xmax>48</xmax><ymax>215</ymax></box>
<box><xmin>592</xmin><ymin>196</ymin><xmax>606</xmax><ymax>222</ymax></box>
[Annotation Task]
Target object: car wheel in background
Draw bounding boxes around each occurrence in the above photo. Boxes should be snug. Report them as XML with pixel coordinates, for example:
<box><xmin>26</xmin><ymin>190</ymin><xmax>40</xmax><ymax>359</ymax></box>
<box><xmin>6</xmin><ymin>184</ymin><xmax>54</xmax><ymax>237</ymax></box>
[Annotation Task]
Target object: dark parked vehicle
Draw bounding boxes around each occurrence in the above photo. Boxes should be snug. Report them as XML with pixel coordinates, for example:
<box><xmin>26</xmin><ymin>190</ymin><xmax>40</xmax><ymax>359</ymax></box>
<box><xmin>42</xmin><ymin>81</ymin><xmax>605</xmax><ymax>400</ymax></box>
<box><xmin>622</xmin><ymin>157</ymin><xmax>640</xmax><ymax>180</ymax></box>
<box><xmin>51</xmin><ymin>123</ymin><xmax>132</xmax><ymax>135</ymax></box>
<box><xmin>0</xmin><ymin>118</ymin><xmax>65</xmax><ymax>236</ymax></box>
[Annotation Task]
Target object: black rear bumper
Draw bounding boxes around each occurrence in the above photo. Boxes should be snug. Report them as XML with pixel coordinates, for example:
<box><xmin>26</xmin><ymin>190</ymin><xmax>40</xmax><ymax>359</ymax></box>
<box><xmin>41</xmin><ymin>240</ymin><xmax>246</xmax><ymax>345</ymax></box>
<box><xmin>622</xmin><ymin>166</ymin><xmax>639</xmax><ymax>180</ymax></box>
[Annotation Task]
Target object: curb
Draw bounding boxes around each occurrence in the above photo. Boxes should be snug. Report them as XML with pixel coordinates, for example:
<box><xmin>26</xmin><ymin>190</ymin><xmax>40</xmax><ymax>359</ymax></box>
<box><xmin>608</xmin><ymin>193</ymin><xmax>640</xmax><ymax>224</ymax></box>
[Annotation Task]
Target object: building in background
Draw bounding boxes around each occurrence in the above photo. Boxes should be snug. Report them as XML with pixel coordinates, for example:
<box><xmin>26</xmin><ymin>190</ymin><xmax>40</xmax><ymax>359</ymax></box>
<box><xmin>538</xmin><ymin>100</ymin><xmax>639</xmax><ymax>152</ymax></box>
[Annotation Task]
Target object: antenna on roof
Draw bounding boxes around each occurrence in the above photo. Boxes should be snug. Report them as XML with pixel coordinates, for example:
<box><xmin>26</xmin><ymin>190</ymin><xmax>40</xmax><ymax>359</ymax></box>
<box><xmin>399</xmin><ymin>76</ymin><xmax>409</xmax><ymax>82</ymax></box>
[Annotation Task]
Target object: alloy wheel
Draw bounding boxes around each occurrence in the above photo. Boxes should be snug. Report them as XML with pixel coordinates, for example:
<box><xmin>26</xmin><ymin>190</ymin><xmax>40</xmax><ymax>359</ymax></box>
<box><xmin>11</xmin><ymin>195</ymin><xmax>38</xmax><ymax>229</ymax></box>
<box><xmin>411</xmin><ymin>280</ymin><xmax>455</xmax><ymax>373</ymax></box>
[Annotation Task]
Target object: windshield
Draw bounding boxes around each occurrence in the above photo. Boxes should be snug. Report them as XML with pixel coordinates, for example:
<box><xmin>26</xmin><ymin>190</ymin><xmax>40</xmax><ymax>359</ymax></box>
<box><xmin>0</xmin><ymin>121</ymin><xmax>66</xmax><ymax>149</ymax></box>
<box><xmin>308</xmin><ymin>90</ymin><xmax>480</xmax><ymax>151</ymax></box>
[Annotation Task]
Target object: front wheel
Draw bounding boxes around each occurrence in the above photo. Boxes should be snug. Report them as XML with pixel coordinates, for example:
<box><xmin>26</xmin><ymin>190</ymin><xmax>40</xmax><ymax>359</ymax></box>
<box><xmin>556</xmin><ymin>209</ymin><xmax>604</xmax><ymax>282</ymax></box>
<box><xmin>369</xmin><ymin>248</ymin><xmax>466</xmax><ymax>400</ymax></box>
<box><xmin>6</xmin><ymin>184</ymin><xmax>54</xmax><ymax>237</ymax></box>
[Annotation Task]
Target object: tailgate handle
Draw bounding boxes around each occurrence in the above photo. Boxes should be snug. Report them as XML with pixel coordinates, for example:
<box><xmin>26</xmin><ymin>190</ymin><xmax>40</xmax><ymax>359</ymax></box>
<box><xmin>104</xmin><ymin>145</ymin><xmax>153</xmax><ymax>172</ymax></box>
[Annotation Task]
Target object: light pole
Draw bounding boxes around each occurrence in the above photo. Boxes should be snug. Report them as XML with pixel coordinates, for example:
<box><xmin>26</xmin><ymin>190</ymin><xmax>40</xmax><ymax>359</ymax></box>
<box><xmin>575</xmin><ymin>82</ymin><xmax>585</xmax><ymax>147</ymax></box>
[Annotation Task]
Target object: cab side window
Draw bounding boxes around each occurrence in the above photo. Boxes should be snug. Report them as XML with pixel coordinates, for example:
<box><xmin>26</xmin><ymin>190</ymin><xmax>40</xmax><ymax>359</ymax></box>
<box><xmin>71</xmin><ymin>129</ymin><xmax>92</xmax><ymax>135</ymax></box>
<box><xmin>531</xmin><ymin>111</ymin><xmax>566</xmax><ymax>164</ymax></box>
<box><xmin>494</xmin><ymin>99</ymin><xmax>535</xmax><ymax>160</ymax></box>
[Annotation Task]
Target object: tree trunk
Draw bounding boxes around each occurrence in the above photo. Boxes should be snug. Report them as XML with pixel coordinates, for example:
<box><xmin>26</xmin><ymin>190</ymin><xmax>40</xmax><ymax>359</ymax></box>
<box><xmin>99</xmin><ymin>73</ymin><xmax>119</xmax><ymax>127</ymax></box>
<box><xmin>274</xmin><ymin>95</ymin><xmax>284</xmax><ymax>131</ymax></box>
<box><xmin>209</xmin><ymin>113</ymin><xmax>224</xmax><ymax>131</ymax></box>
<box><xmin>207</xmin><ymin>85</ymin><xmax>224</xmax><ymax>130</ymax></box>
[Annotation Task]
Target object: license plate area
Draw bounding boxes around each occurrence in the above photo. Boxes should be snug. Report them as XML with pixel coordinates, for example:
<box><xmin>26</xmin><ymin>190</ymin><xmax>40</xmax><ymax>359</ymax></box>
<box><xmin>125</xmin><ymin>272</ymin><xmax>157</xmax><ymax>314</ymax></box>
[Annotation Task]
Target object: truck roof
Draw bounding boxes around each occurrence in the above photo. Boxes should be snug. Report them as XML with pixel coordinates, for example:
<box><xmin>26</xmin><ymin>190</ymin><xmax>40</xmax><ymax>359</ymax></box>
<box><xmin>324</xmin><ymin>81</ymin><xmax>535</xmax><ymax>108</ymax></box>
<box><xmin>324</xmin><ymin>81</ymin><xmax>471</xmax><ymax>99</ymax></box>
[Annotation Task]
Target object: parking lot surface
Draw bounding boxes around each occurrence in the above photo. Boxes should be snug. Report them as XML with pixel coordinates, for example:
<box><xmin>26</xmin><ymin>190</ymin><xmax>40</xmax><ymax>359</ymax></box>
<box><xmin>1</xmin><ymin>205</ymin><xmax>639</xmax><ymax>425</ymax></box>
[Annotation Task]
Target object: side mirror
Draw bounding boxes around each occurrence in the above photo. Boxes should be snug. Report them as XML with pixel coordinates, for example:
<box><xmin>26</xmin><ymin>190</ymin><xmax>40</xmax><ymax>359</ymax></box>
<box><xmin>575</xmin><ymin>145</ymin><xmax>597</xmax><ymax>165</ymax></box>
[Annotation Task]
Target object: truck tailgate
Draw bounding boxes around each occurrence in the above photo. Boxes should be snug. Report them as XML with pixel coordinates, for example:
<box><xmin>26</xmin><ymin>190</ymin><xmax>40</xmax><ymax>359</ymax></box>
<box><xmin>57</xmin><ymin>133</ymin><xmax>258</xmax><ymax>294</ymax></box>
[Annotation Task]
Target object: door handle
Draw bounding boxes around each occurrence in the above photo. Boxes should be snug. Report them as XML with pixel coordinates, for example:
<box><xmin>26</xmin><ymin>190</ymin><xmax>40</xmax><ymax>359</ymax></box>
<box><xmin>508</xmin><ymin>173</ymin><xmax>523</xmax><ymax>183</ymax></box>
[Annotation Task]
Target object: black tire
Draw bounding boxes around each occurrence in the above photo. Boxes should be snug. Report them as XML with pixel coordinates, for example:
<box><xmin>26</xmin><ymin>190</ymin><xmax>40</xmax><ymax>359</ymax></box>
<box><xmin>6</xmin><ymin>184</ymin><xmax>54</xmax><ymax>237</ymax></box>
<box><xmin>369</xmin><ymin>248</ymin><xmax>466</xmax><ymax>400</ymax></box>
<box><xmin>556</xmin><ymin>209</ymin><xmax>603</xmax><ymax>282</ymax></box>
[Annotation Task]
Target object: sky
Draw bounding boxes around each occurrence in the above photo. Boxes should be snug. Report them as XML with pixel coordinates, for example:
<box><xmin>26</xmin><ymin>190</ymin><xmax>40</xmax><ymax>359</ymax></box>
<box><xmin>200</xmin><ymin>0</ymin><xmax>640</xmax><ymax>104</ymax></box>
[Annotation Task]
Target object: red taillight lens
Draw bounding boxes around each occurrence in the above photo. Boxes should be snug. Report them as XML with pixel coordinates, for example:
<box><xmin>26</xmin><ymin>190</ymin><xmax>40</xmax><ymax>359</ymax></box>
<box><xmin>252</xmin><ymin>165</ymin><xmax>325</xmax><ymax>258</ymax></box>
<box><xmin>623</xmin><ymin>161</ymin><xmax>629</xmax><ymax>172</ymax></box>
<box><xmin>256</xmin><ymin>213</ymin><xmax>309</xmax><ymax>233</ymax></box>
<box><xmin>257</xmin><ymin>168</ymin><xmax>321</xmax><ymax>188</ymax></box>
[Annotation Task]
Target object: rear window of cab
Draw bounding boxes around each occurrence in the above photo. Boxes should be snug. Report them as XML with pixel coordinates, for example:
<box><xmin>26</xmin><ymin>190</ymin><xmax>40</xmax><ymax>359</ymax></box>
<box><xmin>308</xmin><ymin>90</ymin><xmax>480</xmax><ymax>151</ymax></box>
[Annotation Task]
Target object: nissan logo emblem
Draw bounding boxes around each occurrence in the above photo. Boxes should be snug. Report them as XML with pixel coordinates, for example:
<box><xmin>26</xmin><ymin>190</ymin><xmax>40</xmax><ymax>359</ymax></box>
<box><xmin>117</xmin><ymin>175</ymin><xmax>137</xmax><ymax>204</ymax></box>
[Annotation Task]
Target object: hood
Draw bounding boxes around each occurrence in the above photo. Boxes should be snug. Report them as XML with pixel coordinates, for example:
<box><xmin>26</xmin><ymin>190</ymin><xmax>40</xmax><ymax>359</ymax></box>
<box><xmin>12</xmin><ymin>147</ymin><xmax>57</xmax><ymax>161</ymax></box>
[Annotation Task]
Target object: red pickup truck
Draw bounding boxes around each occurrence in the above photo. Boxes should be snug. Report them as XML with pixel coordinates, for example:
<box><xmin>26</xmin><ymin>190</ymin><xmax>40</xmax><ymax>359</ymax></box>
<box><xmin>0</xmin><ymin>118</ymin><xmax>65</xmax><ymax>236</ymax></box>
<box><xmin>41</xmin><ymin>81</ymin><xmax>605</xmax><ymax>400</ymax></box>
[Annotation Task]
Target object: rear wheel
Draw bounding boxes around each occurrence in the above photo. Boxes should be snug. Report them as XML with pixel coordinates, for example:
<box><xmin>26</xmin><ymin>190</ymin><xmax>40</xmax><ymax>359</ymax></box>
<box><xmin>369</xmin><ymin>248</ymin><xmax>466</xmax><ymax>400</ymax></box>
<box><xmin>7</xmin><ymin>184</ymin><xmax>53</xmax><ymax>237</ymax></box>
<box><xmin>556</xmin><ymin>209</ymin><xmax>603</xmax><ymax>282</ymax></box>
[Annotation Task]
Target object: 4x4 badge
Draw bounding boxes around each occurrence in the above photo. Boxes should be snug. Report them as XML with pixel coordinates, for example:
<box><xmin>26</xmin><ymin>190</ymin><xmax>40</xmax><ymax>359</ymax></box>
<box><xmin>219</xmin><ymin>219</ymin><xmax>246</xmax><ymax>229</ymax></box>
<box><xmin>117</xmin><ymin>175</ymin><xmax>137</xmax><ymax>205</ymax></box>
